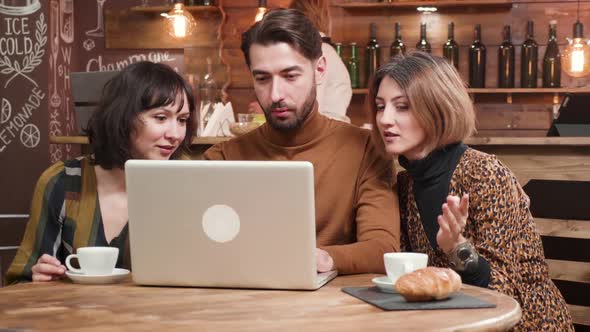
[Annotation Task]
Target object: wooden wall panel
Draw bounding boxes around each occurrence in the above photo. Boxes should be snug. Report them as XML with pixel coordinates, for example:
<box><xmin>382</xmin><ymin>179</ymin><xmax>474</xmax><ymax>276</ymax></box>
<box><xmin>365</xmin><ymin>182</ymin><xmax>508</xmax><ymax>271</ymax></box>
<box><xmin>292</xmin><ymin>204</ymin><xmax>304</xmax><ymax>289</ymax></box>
<box><xmin>226</xmin><ymin>88</ymin><xmax>258</xmax><ymax>119</ymax></box>
<box><xmin>475</xmin><ymin>104</ymin><xmax>553</xmax><ymax>130</ymax></box>
<box><xmin>106</xmin><ymin>7</ymin><xmax>221</xmax><ymax>49</ymax></box>
<box><xmin>473</xmin><ymin>145</ymin><xmax>590</xmax><ymax>185</ymax></box>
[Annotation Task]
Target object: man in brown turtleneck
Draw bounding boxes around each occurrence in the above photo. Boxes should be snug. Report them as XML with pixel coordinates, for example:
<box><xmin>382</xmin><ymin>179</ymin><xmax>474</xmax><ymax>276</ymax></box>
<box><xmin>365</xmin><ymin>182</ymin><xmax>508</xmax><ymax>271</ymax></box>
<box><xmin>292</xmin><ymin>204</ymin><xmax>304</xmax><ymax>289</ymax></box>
<box><xmin>203</xmin><ymin>8</ymin><xmax>400</xmax><ymax>275</ymax></box>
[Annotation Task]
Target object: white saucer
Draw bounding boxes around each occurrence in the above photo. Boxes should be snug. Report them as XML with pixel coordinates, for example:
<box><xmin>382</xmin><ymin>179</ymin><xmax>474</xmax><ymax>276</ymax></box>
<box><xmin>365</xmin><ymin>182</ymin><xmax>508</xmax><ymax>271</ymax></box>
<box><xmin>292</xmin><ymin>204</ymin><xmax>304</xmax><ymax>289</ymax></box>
<box><xmin>372</xmin><ymin>276</ymin><xmax>398</xmax><ymax>293</ymax></box>
<box><xmin>66</xmin><ymin>268</ymin><xmax>130</xmax><ymax>285</ymax></box>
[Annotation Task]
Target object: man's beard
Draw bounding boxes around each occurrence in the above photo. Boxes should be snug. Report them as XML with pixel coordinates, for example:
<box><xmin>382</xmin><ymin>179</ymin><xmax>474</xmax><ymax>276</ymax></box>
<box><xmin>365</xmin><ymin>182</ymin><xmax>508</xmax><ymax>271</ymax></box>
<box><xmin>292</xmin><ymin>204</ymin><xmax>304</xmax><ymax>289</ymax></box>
<box><xmin>260</xmin><ymin>84</ymin><xmax>316</xmax><ymax>131</ymax></box>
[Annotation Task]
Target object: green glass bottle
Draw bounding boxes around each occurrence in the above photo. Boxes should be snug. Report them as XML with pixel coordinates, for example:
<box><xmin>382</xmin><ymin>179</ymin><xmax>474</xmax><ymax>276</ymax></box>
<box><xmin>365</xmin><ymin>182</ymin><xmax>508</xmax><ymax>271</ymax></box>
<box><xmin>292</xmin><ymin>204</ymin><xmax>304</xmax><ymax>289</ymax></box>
<box><xmin>365</xmin><ymin>23</ymin><xmax>381</xmax><ymax>87</ymax></box>
<box><xmin>542</xmin><ymin>21</ymin><xmax>561</xmax><ymax>88</ymax></box>
<box><xmin>335</xmin><ymin>42</ymin><xmax>343</xmax><ymax>58</ymax></box>
<box><xmin>498</xmin><ymin>25</ymin><xmax>515</xmax><ymax>88</ymax></box>
<box><xmin>443</xmin><ymin>22</ymin><xmax>459</xmax><ymax>70</ymax></box>
<box><xmin>416</xmin><ymin>22</ymin><xmax>431</xmax><ymax>53</ymax></box>
<box><xmin>390</xmin><ymin>22</ymin><xmax>406</xmax><ymax>60</ymax></box>
<box><xmin>348</xmin><ymin>42</ymin><xmax>360</xmax><ymax>89</ymax></box>
<box><xmin>469</xmin><ymin>24</ymin><xmax>486</xmax><ymax>88</ymax></box>
<box><xmin>521</xmin><ymin>21</ymin><xmax>538</xmax><ymax>88</ymax></box>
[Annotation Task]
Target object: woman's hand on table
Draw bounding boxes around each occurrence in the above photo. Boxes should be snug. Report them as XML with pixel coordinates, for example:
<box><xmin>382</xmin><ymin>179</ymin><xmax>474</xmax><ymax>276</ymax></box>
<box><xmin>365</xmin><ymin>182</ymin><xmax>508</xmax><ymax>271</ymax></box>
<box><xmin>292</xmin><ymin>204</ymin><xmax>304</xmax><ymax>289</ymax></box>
<box><xmin>31</xmin><ymin>254</ymin><xmax>67</xmax><ymax>281</ymax></box>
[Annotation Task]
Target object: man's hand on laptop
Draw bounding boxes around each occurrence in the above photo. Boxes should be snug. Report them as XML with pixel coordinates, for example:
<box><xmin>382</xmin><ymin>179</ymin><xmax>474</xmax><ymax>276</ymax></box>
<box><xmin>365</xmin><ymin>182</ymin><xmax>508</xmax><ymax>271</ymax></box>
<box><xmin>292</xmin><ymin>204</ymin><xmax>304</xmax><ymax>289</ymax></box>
<box><xmin>315</xmin><ymin>248</ymin><xmax>334</xmax><ymax>272</ymax></box>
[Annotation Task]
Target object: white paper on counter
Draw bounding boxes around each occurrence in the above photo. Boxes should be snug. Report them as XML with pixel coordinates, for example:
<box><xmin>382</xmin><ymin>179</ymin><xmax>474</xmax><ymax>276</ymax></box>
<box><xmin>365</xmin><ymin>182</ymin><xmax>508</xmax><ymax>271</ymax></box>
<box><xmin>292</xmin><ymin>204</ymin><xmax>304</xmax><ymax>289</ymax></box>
<box><xmin>199</xmin><ymin>101</ymin><xmax>235</xmax><ymax>137</ymax></box>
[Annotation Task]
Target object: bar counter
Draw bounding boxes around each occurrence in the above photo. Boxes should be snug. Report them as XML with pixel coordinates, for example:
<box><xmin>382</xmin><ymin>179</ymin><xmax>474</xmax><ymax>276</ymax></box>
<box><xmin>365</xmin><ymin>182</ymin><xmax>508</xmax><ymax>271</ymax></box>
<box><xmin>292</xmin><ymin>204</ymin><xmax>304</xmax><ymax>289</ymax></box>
<box><xmin>50</xmin><ymin>136</ymin><xmax>590</xmax><ymax>187</ymax></box>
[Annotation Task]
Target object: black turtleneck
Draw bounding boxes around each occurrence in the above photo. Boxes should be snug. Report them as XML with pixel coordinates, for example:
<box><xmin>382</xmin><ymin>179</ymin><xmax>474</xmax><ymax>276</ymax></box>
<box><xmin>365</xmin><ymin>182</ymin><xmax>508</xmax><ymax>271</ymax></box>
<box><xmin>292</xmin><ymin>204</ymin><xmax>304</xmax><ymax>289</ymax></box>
<box><xmin>399</xmin><ymin>143</ymin><xmax>490</xmax><ymax>287</ymax></box>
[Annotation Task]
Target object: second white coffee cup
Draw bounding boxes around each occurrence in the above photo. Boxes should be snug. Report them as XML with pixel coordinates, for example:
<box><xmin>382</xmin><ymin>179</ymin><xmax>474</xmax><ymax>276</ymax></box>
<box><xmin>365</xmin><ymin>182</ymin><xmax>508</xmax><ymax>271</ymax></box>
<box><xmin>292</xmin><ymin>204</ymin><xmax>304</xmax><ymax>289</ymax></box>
<box><xmin>383</xmin><ymin>252</ymin><xmax>428</xmax><ymax>284</ymax></box>
<box><xmin>65</xmin><ymin>246</ymin><xmax>119</xmax><ymax>275</ymax></box>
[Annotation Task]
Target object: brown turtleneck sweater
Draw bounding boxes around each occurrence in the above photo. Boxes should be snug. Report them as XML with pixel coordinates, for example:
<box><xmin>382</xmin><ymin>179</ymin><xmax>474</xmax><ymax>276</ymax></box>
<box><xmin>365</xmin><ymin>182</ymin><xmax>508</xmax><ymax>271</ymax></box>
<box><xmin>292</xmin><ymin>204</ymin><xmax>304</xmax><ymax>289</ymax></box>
<box><xmin>203</xmin><ymin>107</ymin><xmax>400</xmax><ymax>274</ymax></box>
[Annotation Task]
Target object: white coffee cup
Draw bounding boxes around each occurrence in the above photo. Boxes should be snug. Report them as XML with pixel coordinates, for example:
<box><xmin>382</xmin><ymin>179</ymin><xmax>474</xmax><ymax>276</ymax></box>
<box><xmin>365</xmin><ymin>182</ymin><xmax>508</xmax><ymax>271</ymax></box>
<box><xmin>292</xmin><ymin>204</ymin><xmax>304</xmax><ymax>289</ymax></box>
<box><xmin>383</xmin><ymin>252</ymin><xmax>428</xmax><ymax>284</ymax></box>
<box><xmin>65</xmin><ymin>247</ymin><xmax>119</xmax><ymax>275</ymax></box>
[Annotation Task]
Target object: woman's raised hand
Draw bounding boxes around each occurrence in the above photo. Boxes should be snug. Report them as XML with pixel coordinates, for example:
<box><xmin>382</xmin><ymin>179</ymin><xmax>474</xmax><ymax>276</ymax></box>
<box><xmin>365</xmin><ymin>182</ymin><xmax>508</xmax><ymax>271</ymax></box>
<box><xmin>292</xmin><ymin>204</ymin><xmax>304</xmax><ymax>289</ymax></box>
<box><xmin>436</xmin><ymin>194</ymin><xmax>469</xmax><ymax>254</ymax></box>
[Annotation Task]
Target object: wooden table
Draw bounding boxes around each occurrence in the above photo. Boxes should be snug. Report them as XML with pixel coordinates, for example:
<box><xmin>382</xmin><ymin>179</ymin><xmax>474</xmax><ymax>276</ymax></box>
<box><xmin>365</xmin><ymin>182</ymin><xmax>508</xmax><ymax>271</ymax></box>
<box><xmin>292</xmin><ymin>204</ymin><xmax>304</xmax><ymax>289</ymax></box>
<box><xmin>0</xmin><ymin>274</ymin><xmax>520</xmax><ymax>332</ymax></box>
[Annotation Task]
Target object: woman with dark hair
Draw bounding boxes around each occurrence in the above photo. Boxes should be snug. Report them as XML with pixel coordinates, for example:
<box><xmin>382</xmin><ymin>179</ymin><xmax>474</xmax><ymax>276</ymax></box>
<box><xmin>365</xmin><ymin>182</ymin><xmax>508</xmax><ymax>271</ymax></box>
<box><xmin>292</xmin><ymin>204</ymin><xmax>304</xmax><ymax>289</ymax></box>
<box><xmin>369</xmin><ymin>52</ymin><xmax>572</xmax><ymax>331</ymax></box>
<box><xmin>5</xmin><ymin>61</ymin><xmax>196</xmax><ymax>284</ymax></box>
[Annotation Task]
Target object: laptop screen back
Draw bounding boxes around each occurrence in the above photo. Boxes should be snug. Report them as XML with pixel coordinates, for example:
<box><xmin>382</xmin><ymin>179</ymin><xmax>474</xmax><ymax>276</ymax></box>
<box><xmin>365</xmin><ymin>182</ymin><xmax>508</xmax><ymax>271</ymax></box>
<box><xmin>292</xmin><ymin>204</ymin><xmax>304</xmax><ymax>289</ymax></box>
<box><xmin>125</xmin><ymin>160</ymin><xmax>321</xmax><ymax>289</ymax></box>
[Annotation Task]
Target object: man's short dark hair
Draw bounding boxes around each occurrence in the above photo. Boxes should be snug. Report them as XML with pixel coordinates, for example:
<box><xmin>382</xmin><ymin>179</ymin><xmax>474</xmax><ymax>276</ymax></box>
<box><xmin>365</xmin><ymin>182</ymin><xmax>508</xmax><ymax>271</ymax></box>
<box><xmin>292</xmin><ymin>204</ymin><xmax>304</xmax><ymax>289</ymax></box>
<box><xmin>84</xmin><ymin>61</ymin><xmax>196</xmax><ymax>169</ymax></box>
<box><xmin>240</xmin><ymin>8</ymin><xmax>322</xmax><ymax>67</ymax></box>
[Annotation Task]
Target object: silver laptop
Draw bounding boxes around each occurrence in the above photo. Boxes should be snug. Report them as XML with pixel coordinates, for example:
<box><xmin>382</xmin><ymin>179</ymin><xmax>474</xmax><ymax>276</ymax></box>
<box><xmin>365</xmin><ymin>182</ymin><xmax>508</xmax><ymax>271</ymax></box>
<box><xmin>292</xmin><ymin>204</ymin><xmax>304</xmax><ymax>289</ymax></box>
<box><xmin>125</xmin><ymin>160</ymin><xmax>337</xmax><ymax>290</ymax></box>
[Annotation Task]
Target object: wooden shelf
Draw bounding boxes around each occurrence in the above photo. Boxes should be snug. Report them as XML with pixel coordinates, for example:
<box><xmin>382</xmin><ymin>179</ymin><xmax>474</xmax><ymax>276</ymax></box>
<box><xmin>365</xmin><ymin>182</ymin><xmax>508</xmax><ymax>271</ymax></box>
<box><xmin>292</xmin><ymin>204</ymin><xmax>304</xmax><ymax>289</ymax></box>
<box><xmin>130</xmin><ymin>5</ymin><xmax>219</xmax><ymax>13</ymax></box>
<box><xmin>49</xmin><ymin>136</ymin><xmax>229</xmax><ymax>146</ymax></box>
<box><xmin>353</xmin><ymin>88</ymin><xmax>590</xmax><ymax>95</ymax></box>
<box><xmin>464</xmin><ymin>137</ymin><xmax>590</xmax><ymax>146</ymax></box>
<box><xmin>468</xmin><ymin>88</ymin><xmax>590</xmax><ymax>94</ymax></box>
<box><xmin>50</xmin><ymin>136</ymin><xmax>590</xmax><ymax>147</ymax></box>
<box><xmin>335</xmin><ymin>0</ymin><xmax>513</xmax><ymax>9</ymax></box>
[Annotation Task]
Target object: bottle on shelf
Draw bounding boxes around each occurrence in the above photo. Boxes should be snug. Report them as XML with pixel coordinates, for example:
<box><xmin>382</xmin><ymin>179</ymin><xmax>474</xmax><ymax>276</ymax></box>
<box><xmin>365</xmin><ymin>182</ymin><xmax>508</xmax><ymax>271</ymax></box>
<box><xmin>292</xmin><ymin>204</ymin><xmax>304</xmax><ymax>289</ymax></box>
<box><xmin>498</xmin><ymin>25</ymin><xmax>515</xmax><ymax>88</ymax></box>
<box><xmin>200</xmin><ymin>57</ymin><xmax>219</xmax><ymax>130</ymax></box>
<box><xmin>443</xmin><ymin>22</ymin><xmax>459</xmax><ymax>70</ymax></box>
<box><xmin>335</xmin><ymin>42</ymin><xmax>343</xmax><ymax>58</ymax></box>
<box><xmin>521</xmin><ymin>21</ymin><xmax>538</xmax><ymax>88</ymax></box>
<box><xmin>348</xmin><ymin>42</ymin><xmax>360</xmax><ymax>89</ymax></box>
<box><xmin>542</xmin><ymin>21</ymin><xmax>561</xmax><ymax>88</ymax></box>
<box><xmin>365</xmin><ymin>23</ymin><xmax>381</xmax><ymax>87</ymax></box>
<box><xmin>469</xmin><ymin>24</ymin><xmax>486</xmax><ymax>88</ymax></box>
<box><xmin>390</xmin><ymin>22</ymin><xmax>406</xmax><ymax>60</ymax></box>
<box><xmin>416</xmin><ymin>22</ymin><xmax>431</xmax><ymax>53</ymax></box>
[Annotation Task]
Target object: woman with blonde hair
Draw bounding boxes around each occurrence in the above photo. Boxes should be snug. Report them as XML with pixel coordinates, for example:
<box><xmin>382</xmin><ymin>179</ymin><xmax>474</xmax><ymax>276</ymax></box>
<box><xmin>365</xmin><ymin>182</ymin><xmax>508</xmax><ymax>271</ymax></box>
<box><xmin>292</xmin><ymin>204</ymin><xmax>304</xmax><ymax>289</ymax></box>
<box><xmin>370</xmin><ymin>52</ymin><xmax>572</xmax><ymax>331</ymax></box>
<box><xmin>289</xmin><ymin>0</ymin><xmax>352</xmax><ymax>122</ymax></box>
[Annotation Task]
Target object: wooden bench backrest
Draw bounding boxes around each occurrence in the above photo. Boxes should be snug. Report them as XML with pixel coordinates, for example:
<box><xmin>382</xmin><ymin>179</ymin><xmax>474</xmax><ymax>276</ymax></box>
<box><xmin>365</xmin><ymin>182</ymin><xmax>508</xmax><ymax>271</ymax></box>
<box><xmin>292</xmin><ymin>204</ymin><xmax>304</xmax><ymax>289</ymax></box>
<box><xmin>473</xmin><ymin>144</ymin><xmax>590</xmax><ymax>331</ymax></box>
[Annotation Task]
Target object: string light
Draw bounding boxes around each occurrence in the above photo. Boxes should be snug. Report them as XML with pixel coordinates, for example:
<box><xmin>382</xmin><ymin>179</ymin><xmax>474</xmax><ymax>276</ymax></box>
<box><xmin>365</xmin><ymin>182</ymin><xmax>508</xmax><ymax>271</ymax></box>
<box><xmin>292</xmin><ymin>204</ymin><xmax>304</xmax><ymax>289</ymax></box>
<box><xmin>255</xmin><ymin>0</ymin><xmax>267</xmax><ymax>23</ymax></box>
<box><xmin>417</xmin><ymin>7</ymin><xmax>437</xmax><ymax>13</ymax></box>
<box><xmin>562</xmin><ymin>0</ymin><xmax>590</xmax><ymax>77</ymax></box>
<box><xmin>161</xmin><ymin>1</ymin><xmax>197</xmax><ymax>39</ymax></box>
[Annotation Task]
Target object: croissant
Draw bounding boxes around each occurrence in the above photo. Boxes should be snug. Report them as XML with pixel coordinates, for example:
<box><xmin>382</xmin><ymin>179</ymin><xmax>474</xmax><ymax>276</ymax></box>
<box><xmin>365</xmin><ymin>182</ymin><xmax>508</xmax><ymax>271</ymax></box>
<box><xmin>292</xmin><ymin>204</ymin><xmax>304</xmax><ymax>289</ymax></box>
<box><xmin>394</xmin><ymin>267</ymin><xmax>462</xmax><ymax>302</ymax></box>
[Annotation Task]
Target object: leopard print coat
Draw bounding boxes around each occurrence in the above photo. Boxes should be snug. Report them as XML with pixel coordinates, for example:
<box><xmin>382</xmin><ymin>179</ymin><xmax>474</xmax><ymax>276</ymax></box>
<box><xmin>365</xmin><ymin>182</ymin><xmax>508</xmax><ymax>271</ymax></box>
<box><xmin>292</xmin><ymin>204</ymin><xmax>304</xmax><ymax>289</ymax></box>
<box><xmin>397</xmin><ymin>148</ymin><xmax>573</xmax><ymax>331</ymax></box>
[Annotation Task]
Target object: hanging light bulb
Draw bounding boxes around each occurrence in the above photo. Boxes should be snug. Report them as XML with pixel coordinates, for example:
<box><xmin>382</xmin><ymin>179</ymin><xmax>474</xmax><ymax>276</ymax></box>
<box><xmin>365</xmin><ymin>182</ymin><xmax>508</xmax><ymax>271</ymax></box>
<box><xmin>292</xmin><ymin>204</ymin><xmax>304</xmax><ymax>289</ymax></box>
<box><xmin>161</xmin><ymin>1</ymin><xmax>197</xmax><ymax>39</ymax></box>
<box><xmin>562</xmin><ymin>0</ymin><xmax>590</xmax><ymax>77</ymax></box>
<box><xmin>255</xmin><ymin>0</ymin><xmax>267</xmax><ymax>23</ymax></box>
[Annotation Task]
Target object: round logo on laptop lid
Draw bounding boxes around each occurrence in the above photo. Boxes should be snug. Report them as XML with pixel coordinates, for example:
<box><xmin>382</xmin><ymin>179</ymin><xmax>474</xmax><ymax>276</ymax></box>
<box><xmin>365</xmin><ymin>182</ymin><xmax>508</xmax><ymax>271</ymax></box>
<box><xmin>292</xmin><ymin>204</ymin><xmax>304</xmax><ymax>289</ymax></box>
<box><xmin>202</xmin><ymin>204</ymin><xmax>240</xmax><ymax>243</ymax></box>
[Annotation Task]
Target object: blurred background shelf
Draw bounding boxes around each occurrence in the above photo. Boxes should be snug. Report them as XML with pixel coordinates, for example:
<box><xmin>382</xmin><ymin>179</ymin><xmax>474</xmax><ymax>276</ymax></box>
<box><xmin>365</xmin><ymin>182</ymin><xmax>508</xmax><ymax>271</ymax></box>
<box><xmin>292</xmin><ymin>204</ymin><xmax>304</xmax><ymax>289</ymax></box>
<box><xmin>352</xmin><ymin>88</ymin><xmax>590</xmax><ymax>95</ymax></box>
<box><xmin>335</xmin><ymin>1</ymin><xmax>514</xmax><ymax>9</ymax></box>
<box><xmin>130</xmin><ymin>5</ymin><xmax>219</xmax><ymax>13</ymax></box>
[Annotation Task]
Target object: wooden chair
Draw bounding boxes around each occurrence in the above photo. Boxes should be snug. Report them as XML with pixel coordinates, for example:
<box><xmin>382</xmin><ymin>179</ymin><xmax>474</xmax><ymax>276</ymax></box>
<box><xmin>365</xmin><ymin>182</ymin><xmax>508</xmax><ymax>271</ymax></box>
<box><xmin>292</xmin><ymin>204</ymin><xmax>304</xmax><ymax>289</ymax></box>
<box><xmin>71</xmin><ymin>70</ymin><xmax>118</xmax><ymax>134</ymax></box>
<box><xmin>524</xmin><ymin>179</ymin><xmax>590</xmax><ymax>331</ymax></box>
<box><xmin>0</xmin><ymin>219</ymin><xmax>26</xmax><ymax>287</ymax></box>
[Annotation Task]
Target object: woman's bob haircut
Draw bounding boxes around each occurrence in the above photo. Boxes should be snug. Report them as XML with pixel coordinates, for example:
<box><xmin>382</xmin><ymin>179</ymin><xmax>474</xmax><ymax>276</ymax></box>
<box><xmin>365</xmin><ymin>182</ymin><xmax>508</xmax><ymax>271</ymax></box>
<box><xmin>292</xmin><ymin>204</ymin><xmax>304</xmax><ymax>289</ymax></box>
<box><xmin>369</xmin><ymin>52</ymin><xmax>476</xmax><ymax>155</ymax></box>
<box><xmin>85</xmin><ymin>61</ymin><xmax>196</xmax><ymax>169</ymax></box>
